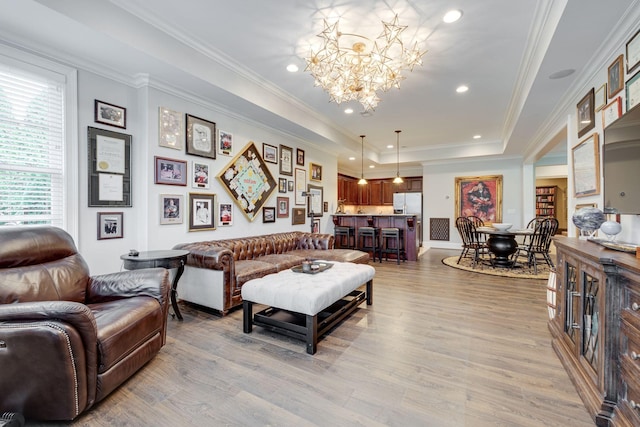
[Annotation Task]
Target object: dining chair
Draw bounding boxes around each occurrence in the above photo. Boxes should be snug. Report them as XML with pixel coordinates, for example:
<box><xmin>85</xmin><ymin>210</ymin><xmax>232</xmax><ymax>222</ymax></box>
<box><xmin>455</xmin><ymin>216</ymin><xmax>489</xmax><ymax>267</ymax></box>
<box><xmin>511</xmin><ymin>217</ymin><xmax>559</xmax><ymax>274</ymax></box>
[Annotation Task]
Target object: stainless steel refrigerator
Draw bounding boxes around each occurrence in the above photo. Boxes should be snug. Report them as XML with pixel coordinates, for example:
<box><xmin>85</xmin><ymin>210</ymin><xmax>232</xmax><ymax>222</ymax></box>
<box><xmin>393</xmin><ymin>193</ymin><xmax>422</xmax><ymax>217</ymax></box>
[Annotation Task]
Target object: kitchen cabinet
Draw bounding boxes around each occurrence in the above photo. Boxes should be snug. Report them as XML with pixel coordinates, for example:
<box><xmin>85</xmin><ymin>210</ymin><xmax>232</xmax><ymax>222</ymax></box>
<box><xmin>369</xmin><ymin>180</ymin><xmax>383</xmax><ymax>205</ymax></box>
<box><xmin>338</xmin><ymin>174</ymin><xmax>422</xmax><ymax>206</ymax></box>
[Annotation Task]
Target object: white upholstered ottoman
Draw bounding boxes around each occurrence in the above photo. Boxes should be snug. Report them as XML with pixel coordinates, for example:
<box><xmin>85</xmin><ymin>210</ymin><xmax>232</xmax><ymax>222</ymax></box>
<box><xmin>242</xmin><ymin>262</ymin><xmax>375</xmax><ymax>354</ymax></box>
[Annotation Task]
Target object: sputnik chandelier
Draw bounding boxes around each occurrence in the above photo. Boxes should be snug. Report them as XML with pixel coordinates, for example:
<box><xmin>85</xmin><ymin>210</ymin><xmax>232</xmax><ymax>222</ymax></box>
<box><xmin>305</xmin><ymin>15</ymin><xmax>425</xmax><ymax>111</ymax></box>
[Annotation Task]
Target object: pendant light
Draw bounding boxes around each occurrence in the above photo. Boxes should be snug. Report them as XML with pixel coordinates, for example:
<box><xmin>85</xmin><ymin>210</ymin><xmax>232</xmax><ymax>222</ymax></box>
<box><xmin>358</xmin><ymin>135</ymin><xmax>367</xmax><ymax>185</ymax></box>
<box><xmin>393</xmin><ymin>130</ymin><xmax>404</xmax><ymax>184</ymax></box>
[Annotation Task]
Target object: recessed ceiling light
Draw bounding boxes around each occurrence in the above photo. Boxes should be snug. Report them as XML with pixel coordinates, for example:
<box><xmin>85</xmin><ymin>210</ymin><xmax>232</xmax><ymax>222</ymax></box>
<box><xmin>549</xmin><ymin>69</ymin><xmax>575</xmax><ymax>79</ymax></box>
<box><xmin>286</xmin><ymin>64</ymin><xmax>299</xmax><ymax>72</ymax></box>
<box><xmin>387</xmin><ymin>144</ymin><xmax>394</xmax><ymax>149</ymax></box>
<box><xmin>369</xmin><ymin>165</ymin><xmax>375</xmax><ymax>169</ymax></box>
<box><xmin>348</xmin><ymin>156</ymin><xmax>356</xmax><ymax>161</ymax></box>
<box><xmin>456</xmin><ymin>85</ymin><xmax>469</xmax><ymax>93</ymax></box>
<box><xmin>345</xmin><ymin>108</ymin><xmax>354</xmax><ymax>114</ymax></box>
<box><xmin>443</xmin><ymin>10</ymin><xmax>462</xmax><ymax>23</ymax></box>
<box><xmin>473</xmin><ymin>135</ymin><xmax>481</xmax><ymax>139</ymax></box>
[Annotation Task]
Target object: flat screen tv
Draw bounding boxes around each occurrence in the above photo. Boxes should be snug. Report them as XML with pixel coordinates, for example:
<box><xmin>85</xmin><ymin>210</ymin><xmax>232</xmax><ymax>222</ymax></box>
<box><xmin>603</xmin><ymin>104</ymin><xmax>640</xmax><ymax>214</ymax></box>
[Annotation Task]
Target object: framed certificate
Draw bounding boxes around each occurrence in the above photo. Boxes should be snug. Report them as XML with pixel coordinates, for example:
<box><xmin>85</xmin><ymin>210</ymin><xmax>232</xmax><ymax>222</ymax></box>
<box><xmin>625</xmin><ymin>71</ymin><xmax>640</xmax><ymax>112</ymax></box>
<box><xmin>88</xmin><ymin>127</ymin><xmax>131</xmax><ymax>207</ymax></box>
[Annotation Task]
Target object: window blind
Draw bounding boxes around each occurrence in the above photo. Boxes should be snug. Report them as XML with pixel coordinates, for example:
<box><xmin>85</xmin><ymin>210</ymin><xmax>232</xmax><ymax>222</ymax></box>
<box><xmin>0</xmin><ymin>67</ymin><xmax>64</xmax><ymax>227</ymax></box>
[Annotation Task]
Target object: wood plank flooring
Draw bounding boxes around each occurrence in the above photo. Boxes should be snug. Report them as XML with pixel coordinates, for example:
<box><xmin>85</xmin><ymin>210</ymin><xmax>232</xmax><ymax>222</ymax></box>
<box><xmin>28</xmin><ymin>249</ymin><xmax>594</xmax><ymax>426</ymax></box>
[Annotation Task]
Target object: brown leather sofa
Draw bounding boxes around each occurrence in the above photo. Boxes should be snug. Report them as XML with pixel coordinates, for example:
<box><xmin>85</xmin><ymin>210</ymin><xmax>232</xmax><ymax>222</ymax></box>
<box><xmin>173</xmin><ymin>231</ymin><xmax>369</xmax><ymax>315</ymax></box>
<box><xmin>0</xmin><ymin>226</ymin><xmax>170</xmax><ymax>421</ymax></box>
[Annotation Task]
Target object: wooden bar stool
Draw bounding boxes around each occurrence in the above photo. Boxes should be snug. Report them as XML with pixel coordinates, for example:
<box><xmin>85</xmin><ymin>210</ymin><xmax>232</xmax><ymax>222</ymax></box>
<box><xmin>357</xmin><ymin>226</ymin><xmax>381</xmax><ymax>262</ymax></box>
<box><xmin>334</xmin><ymin>225</ymin><xmax>356</xmax><ymax>249</ymax></box>
<box><xmin>380</xmin><ymin>227</ymin><xmax>406</xmax><ymax>264</ymax></box>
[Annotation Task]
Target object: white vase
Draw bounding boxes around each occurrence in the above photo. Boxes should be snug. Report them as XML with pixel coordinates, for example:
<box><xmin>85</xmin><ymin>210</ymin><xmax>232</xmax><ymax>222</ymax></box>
<box><xmin>600</xmin><ymin>220</ymin><xmax>622</xmax><ymax>240</ymax></box>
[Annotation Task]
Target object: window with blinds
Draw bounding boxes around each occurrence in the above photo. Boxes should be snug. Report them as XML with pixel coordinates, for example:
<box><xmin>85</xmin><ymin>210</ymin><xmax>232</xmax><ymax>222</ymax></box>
<box><xmin>0</xmin><ymin>66</ymin><xmax>64</xmax><ymax>227</ymax></box>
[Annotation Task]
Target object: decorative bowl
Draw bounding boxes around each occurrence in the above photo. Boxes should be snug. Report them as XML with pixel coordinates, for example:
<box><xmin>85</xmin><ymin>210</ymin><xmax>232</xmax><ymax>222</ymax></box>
<box><xmin>492</xmin><ymin>223</ymin><xmax>513</xmax><ymax>231</ymax></box>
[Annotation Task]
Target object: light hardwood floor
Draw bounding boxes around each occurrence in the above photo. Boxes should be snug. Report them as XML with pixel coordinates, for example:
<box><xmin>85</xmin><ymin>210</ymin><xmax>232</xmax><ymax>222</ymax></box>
<box><xmin>30</xmin><ymin>249</ymin><xmax>594</xmax><ymax>426</ymax></box>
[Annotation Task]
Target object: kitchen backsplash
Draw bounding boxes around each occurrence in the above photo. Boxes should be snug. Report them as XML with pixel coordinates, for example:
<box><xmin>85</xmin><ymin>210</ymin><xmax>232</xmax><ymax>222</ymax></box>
<box><xmin>342</xmin><ymin>205</ymin><xmax>395</xmax><ymax>215</ymax></box>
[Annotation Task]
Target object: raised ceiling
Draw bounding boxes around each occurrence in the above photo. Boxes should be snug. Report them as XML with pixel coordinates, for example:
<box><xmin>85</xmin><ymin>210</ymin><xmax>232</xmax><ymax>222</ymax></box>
<box><xmin>0</xmin><ymin>0</ymin><xmax>637</xmax><ymax>175</ymax></box>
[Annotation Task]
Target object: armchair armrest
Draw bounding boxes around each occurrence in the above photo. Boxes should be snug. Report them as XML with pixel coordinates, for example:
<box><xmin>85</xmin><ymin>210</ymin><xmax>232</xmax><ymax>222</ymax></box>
<box><xmin>86</xmin><ymin>268</ymin><xmax>170</xmax><ymax>308</ymax></box>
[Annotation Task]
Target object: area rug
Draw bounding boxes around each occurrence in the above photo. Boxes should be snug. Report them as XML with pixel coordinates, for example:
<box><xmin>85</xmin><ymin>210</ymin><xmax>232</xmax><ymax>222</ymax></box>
<box><xmin>442</xmin><ymin>256</ymin><xmax>551</xmax><ymax>280</ymax></box>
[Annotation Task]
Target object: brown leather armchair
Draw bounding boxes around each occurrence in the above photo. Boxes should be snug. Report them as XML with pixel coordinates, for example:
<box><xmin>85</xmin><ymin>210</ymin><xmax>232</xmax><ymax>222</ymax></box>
<box><xmin>0</xmin><ymin>226</ymin><xmax>170</xmax><ymax>421</ymax></box>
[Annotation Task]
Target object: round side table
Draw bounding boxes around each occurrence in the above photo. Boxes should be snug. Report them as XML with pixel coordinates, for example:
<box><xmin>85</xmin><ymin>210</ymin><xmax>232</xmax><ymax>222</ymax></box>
<box><xmin>120</xmin><ymin>250</ymin><xmax>189</xmax><ymax>320</ymax></box>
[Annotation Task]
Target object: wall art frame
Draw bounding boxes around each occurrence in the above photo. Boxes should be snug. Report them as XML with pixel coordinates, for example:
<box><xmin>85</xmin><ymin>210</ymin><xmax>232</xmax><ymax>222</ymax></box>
<box><xmin>154</xmin><ymin>156</ymin><xmax>187</xmax><ymax>186</ymax></box>
<box><xmin>454</xmin><ymin>175</ymin><xmax>503</xmax><ymax>225</ymax></box>
<box><xmin>312</xmin><ymin>218</ymin><xmax>320</xmax><ymax>234</ymax></box>
<box><xmin>279</xmin><ymin>144</ymin><xmax>293</xmax><ymax>176</ymax></box>
<box><xmin>608</xmin><ymin>55</ymin><xmax>624</xmax><ymax>99</ymax></box>
<box><xmin>263</xmin><ymin>206</ymin><xmax>276</xmax><ymax>223</ymax></box>
<box><xmin>294</xmin><ymin>167</ymin><xmax>306</xmax><ymax>205</ymax></box>
<box><xmin>602</xmin><ymin>96</ymin><xmax>622</xmax><ymax>128</ymax></box>
<box><xmin>310</xmin><ymin>162</ymin><xmax>322</xmax><ymax>181</ymax></box>
<box><xmin>625</xmin><ymin>70</ymin><xmax>640</xmax><ymax>111</ymax></box>
<box><xmin>296</xmin><ymin>148</ymin><xmax>305</xmax><ymax>166</ymax></box>
<box><xmin>186</xmin><ymin>114</ymin><xmax>216</xmax><ymax>159</ymax></box>
<box><xmin>216</xmin><ymin>141</ymin><xmax>277</xmax><ymax>222</ymax></box>
<box><xmin>219</xmin><ymin>202</ymin><xmax>233</xmax><ymax>226</ymax></box>
<box><xmin>263</xmin><ymin>143</ymin><xmax>277</xmax><ymax>164</ymax></box>
<box><xmin>288</xmin><ymin>180</ymin><xmax>294</xmax><ymax>192</ymax></box>
<box><xmin>88</xmin><ymin>126</ymin><xmax>132</xmax><ymax>207</ymax></box>
<box><xmin>594</xmin><ymin>83</ymin><xmax>607</xmax><ymax>112</ymax></box>
<box><xmin>97</xmin><ymin>212</ymin><xmax>123</xmax><ymax>240</ymax></box>
<box><xmin>306</xmin><ymin>184</ymin><xmax>323</xmax><ymax>217</ymax></box>
<box><xmin>192</xmin><ymin>160</ymin><xmax>210</xmax><ymax>189</ymax></box>
<box><xmin>277</xmin><ymin>196</ymin><xmax>289</xmax><ymax>218</ymax></box>
<box><xmin>572</xmin><ymin>133</ymin><xmax>600</xmax><ymax>198</ymax></box>
<box><xmin>278</xmin><ymin>177</ymin><xmax>287</xmax><ymax>193</ymax></box>
<box><xmin>158</xmin><ymin>107</ymin><xmax>184</xmax><ymax>150</ymax></box>
<box><xmin>292</xmin><ymin>207</ymin><xmax>306</xmax><ymax>225</ymax></box>
<box><xmin>218</xmin><ymin>129</ymin><xmax>233</xmax><ymax>156</ymax></box>
<box><xmin>160</xmin><ymin>194</ymin><xmax>184</xmax><ymax>225</ymax></box>
<box><xmin>577</xmin><ymin>88</ymin><xmax>595</xmax><ymax>138</ymax></box>
<box><xmin>188</xmin><ymin>192</ymin><xmax>216</xmax><ymax>231</ymax></box>
<box><xmin>95</xmin><ymin>100</ymin><xmax>126</xmax><ymax>129</ymax></box>
<box><xmin>626</xmin><ymin>29</ymin><xmax>640</xmax><ymax>74</ymax></box>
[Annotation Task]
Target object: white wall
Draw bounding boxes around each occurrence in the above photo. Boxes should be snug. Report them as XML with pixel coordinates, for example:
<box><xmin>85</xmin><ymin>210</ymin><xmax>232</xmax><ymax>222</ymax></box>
<box><xmin>77</xmin><ymin>71</ymin><xmax>337</xmax><ymax>275</ymax></box>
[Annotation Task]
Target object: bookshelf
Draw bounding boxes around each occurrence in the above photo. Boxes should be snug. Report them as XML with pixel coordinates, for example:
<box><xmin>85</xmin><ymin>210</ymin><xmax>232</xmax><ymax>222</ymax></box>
<box><xmin>535</xmin><ymin>185</ymin><xmax>557</xmax><ymax>218</ymax></box>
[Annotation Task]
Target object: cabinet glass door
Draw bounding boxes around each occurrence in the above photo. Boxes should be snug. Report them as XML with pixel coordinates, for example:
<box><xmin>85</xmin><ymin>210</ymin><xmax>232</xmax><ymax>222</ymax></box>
<box><xmin>582</xmin><ymin>272</ymin><xmax>599</xmax><ymax>371</ymax></box>
<box><xmin>565</xmin><ymin>262</ymin><xmax>580</xmax><ymax>345</ymax></box>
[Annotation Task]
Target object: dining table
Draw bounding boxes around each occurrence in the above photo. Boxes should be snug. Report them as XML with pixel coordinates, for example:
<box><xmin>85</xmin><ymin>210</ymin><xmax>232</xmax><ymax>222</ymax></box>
<box><xmin>477</xmin><ymin>226</ymin><xmax>533</xmax><ymax>267</ymax></box>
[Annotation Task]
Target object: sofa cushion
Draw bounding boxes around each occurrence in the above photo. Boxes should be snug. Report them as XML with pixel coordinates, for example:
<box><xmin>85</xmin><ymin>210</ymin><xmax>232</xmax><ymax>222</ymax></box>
<box><xmin>288</xmin><ymin>249</ymin><xmax>370</xmax><ymax>264</ymax></box>
<box><xmin>257</xmin><ymin>253</ymin><xmax>305</xmax><ymax>271</ymax></box>
<box><xmin>90</xmin><ymin>296</ymin><xmax>163</xmax><ymax>373</ymax></box>
<box><xmin>234</xmin><ymin>260</ymin><xmax>278</xmax><ymax>286</ymax></box>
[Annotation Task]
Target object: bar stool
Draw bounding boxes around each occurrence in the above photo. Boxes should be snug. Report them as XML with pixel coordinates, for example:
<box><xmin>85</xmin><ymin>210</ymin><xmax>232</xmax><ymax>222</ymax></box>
<box><xmin>334</xmin><ymin>225</ymin><xmax>356</xmax><ymax>249</ymax></box>
<box><xmin>357</xmin><ymin>226</ymin><xmax>381</xmax><ymax>262</ymax></box>
<box><xmin>380</xmin><ymin>227</ymin><xmax>406</xmax><ymax>264</ymax></box>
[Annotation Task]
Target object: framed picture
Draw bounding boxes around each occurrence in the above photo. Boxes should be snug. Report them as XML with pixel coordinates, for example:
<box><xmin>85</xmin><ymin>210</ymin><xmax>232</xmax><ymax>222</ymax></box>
<box><xmin>296</xmin><ymin>148</ymin><xmax>305</xmax><ymax>166</ymax></box>
<box><xmin>95</xmin><ymin>100</ymin><xmax>126</xmax><ymax>129</ymax></box>
<box><xmin>155</xmin><ymin>156</ymin><xmax>187</xmax><ymax>186</ymax></box>
<box><xmin>279</xmin><ymin>144</ymin><xmax>293</xmax><ymax>176</ymax></box>
<box><xmin>219</xmin><ymin>202</ymin><xmax>233</xmax><ymax>226</ymax></box>
<box><xmin>278</xmin><ymin>177</ymin><xmax>287</xmax><ymax>193</ymax></box>
<box><xmin>602</xmin><ymin>97</ymin><xmax>622</xmax><ymax>128</ymax></box>
<box><xmin>608</xmin><ymin>55</ymin><xmax>624</xmax><ymax>99</ymax></box>
<box><xmin>288</xmin><ymin>180</ymin><xmax>294</xmax><ymax>192</ymax></box>
<box><xmin>292</xmin><ymin>207</ymin><xmax>306</xmax><ymax>225</ymax></box>
<box><xmin>323</xmin><ymin>201</ymin><xmax>328</xmax><ymax>213</ymax></box>
<box><xmin>310</xmin><ymin>162</ymin><xmax>322</xmax><ymax>181</ymax></box>
<box><xmin>625</xmin><ymin>70</ymin><xmax>640</xmax><ymax>112</ymax></box>
<box><xmin>186</xmin><ymin>114</ymin><xmax>216</xmax><ymax>159</ymax></box>
<box><xmin>192</xmin><ymin>160</ymin><xmax>210</xmax><ymax>189</ymax></box>
<box><xmin>454</xmin><ymin>175</ymin><xmax>503</xmax><ymax>225</ymax></box>
<box><xmin>158</xmin><ymin>107</ymin><xmax>184</xmax><ymax>150</ymax></box>
<box><xmin>594</xmin><ymin>83</ymin><xmax>607</xmax><ymax>112</ymax></box>
<box><xmin>263</xmin><ymin>143</ymin><xmax>277</xmax><ymax>164</ymax></box>
<box><xmin>218</xmin><ymin>129</ymin><xmax>233</xmax><ymax>156</ymax></box>
<box><xmin>312</xmin><ymin>218</ymin><xmax>320</xmax><ymax>234</ymax></box>
<box><xmin>306</xmin><ymin>184</ymin><xmax>323</xmax><ymax>217</ymax></box>
<box><xmin>277</xmin><ymin>197</ymin><xmax>289</xmax><ymax>218</ymax></box>
<box><xmin>88</xmin><ymin>127</ymin><xmax>132</xmax><ymax>207</ymax></box>
<box><xmin>160</xmin><ymin>194</ymin><xmax>183</xmax><ymax>225</ymax></box>
<box><xmin>263</xmin><ymin>207</ymin><xmax>276</xmax><ymax>223</ymax></box>
<box><xmin>295</xmin><ymin>167</ymin><xmax>307</xmax><ymax>205</ymax></box>
<box><xmin>626</xmin><ymin>29</ymin><xmax>640</xmax><ymax>74</ymax></box>
<box><xmin>572</xmin><ymin>133</ymin><xmax>600</xmax><ymax>198</ymax></box>
<box><xmin>216</xmin><ymin>141</ymin><xmax>277</xmax><ymax>222</ymax></box>
<box><xmin>188</xmin><ymin>192</ymin><xmax>216</xmax><ymax>231</ymax></box>
<box><xmin>97</xmin><ymin>212</ymin><xmax>123</xmax><ymax>240</ymax></box>
<box><xmin>576</xmin><ymin>88</ymin><xmax>595</xmax><ymax>138</ymax></box>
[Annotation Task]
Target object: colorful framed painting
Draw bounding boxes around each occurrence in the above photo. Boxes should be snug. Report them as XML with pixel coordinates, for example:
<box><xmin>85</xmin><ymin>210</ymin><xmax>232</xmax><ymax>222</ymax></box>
<box><xmin>310</xmin><ymin>162</ymin><xmax>322</xmax><ymax>181</ymax></box>
<box><xmin>154</xmin><ymin>156</ymin><xmax>187</xmax><ymax>186</ymax></box>
<box><xmin>216</xmin><ymin>141</ymin><xmax>277</xmax><ymax>222</ymax></box>
<box><xmin>158</xmin><ymin>107</ymin><xmax>184</xmax><ymax>150</ymax></box>
<box><xmin>95</xmin><ymin>100</ymin><xmax>126</xmax><ymax>129</ymax></box>
<box><xmin>186</xmin><ymin>114</ymin><xmax>216</xmax><ymax>159</ymax></box>
<box><xmin>160</xmin><ymin>194</ymin><xmax>183</xmax><ymax>225</ymax></box>
<box><xmin>97</xmin><ymin>212</ymin><xmax>123</xmax><ymax>239</ymax></box>
<box><xmin>312</xmin><ymin>218</ymin><xmax>320</xmax><ymax>234</ymax></box>
<box><xmin>218</xmin><ymin>202</ymin><xmax>233</xmax><ymax>226</ymax></box>
<box><xmin>576</xmin><ymin>88</ymin><xmax>595</xmax><ymax>138</ymax></box>
<box><xmin>218</xmin><ymin>129</ymin><xmax>233</xmax><ymax>156</ymax></box>
<box><xmin>188</xmin><ymin>192</ymin><xmax>216</xmax><ymax>231</ymax></box>
<box><xmin>277</xmin><ymin>197</ymin><xmax>289</xmax><ymax>218</ymax></box>
<box><xmin>602</xmin><ymin>97</ymin><xmax>622</xmax><ymax>128</ymax></box>
<box><xmin>572</xmin><ymin>133</ymin><xmax>600</xmax><ymax>198</ymax></box>
<box><xmin>454</xmin><ymin>175</ymin><xmax>503</xmax><ymax>225</ymax></box>
<box><xmin>192</xmin><ymin>160</ymin><xmax>210</xmax><ymax>189</ymax></box>
<box><xmin>279</xmin><ymin>144</ymin><xmax>293</xmax><ymax>176</ymax></box>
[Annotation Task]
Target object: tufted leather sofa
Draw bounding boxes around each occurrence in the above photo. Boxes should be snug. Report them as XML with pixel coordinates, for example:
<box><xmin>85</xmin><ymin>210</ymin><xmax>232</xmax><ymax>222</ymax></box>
<box><xmin>173</xmin><ymin>231</ymin><xmax>369</xmax><ymax>315</ymax></box>
<box><xmin>0</xmin><ymin>226</ymin><xmax>170</xmax><ymax>421</ymax></box>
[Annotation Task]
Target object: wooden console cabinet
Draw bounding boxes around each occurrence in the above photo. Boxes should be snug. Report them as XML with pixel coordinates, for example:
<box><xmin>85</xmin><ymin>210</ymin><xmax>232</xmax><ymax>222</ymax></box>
<box><xmin>550</xmin><ymin>237</ymin><xmax>640</xmax><ymax>426</ymax></box>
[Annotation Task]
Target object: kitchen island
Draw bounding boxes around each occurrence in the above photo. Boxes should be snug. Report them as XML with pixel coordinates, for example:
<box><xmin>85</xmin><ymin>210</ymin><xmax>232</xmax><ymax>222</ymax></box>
<box><xmin>331</xmin><ymin>214</ymin><xmax>421</xmax><ymax>261</ymax></box>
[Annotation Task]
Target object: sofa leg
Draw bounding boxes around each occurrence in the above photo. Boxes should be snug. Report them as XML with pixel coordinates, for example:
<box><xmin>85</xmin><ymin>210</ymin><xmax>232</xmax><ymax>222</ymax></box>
<box><xmin>243</xmin><ymin>300</ymin><xmax>253</xmax><ymax>333</ymax></box>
